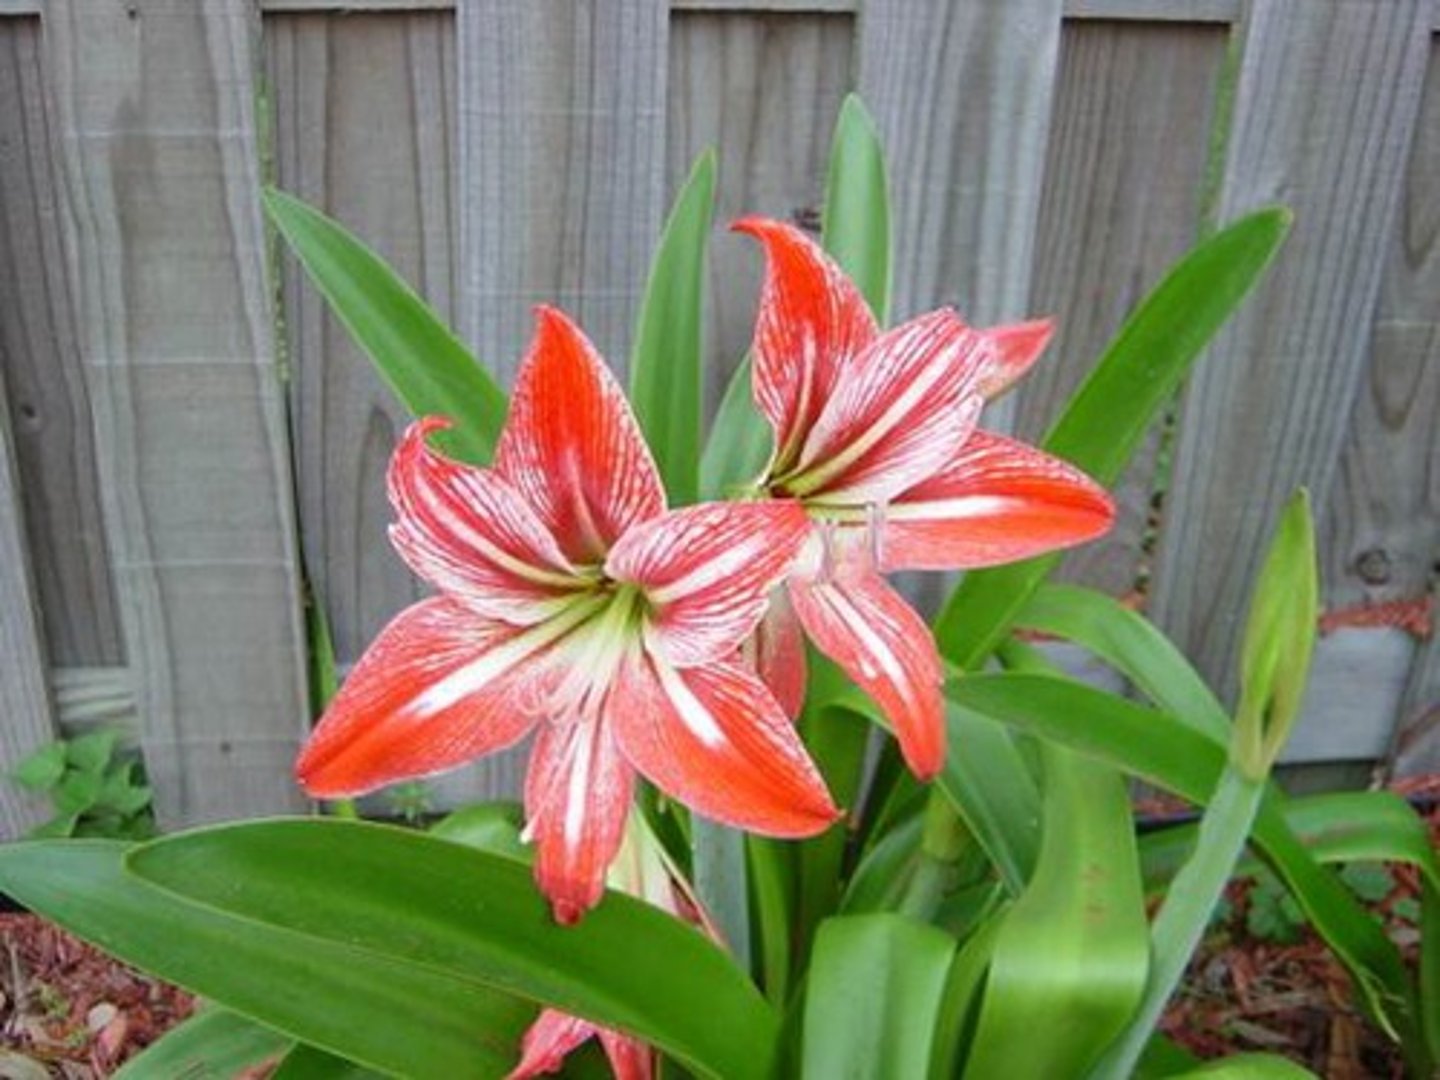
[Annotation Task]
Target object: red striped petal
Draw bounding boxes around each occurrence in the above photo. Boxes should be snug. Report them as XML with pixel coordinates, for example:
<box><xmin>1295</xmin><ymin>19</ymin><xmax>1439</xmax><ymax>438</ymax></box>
<box><xmin>882</xmin><ymin>430</ymin><xmax>1114</xmax><ymax>572</ymax></box>
<box><xmin>496</xmin><ymin>307</ymin><xmax>665</xmax><ymax>564</ymax></box>
<box><xmin>295</xmin><ymin>598</ymin><xmax>549</xmax><ymax>797</ymax></box>
<box><xmin>745</xmin><ymin>589</ymin><xmax>807</xmax><ymax>720</ymax></box>
<box><xmin>608</xmin><ymin>653</ymin><xmax>838</xmax><ymax>837</ymax></box>
<box><xmin>524</xmin><ymin>716</ymin><xmax>635</xmax><ymax>924</ymax></box>
<box><xmin>606</xmin><ymin>500</ymin><xmax>812</xmax><ymax>666</ymax></box>
<box><xmin>598</xmin><ymin>1031</ymin><xmax>654</xmax><ymax>1080</ymax></box>
<box><xmin>732</xmin><ymin>218</ymin><xmax>877</xmax><ymax>472</ymax></box>
<box><xmin>789</xmin><ymin>568</ymin><xmax>945</xmax><ymax>780</ymax></box>
<box><xmin>793</xmin><ymin>311</ymin><xmax>987</xmax><ymax>505</ymax></box>
<box><xmin>978</xmin><ymin>318</ymin><xmax>1054</xmax><ymax>399</ymax></box>
<box><xmin>388</xmin><ymin>418</ymin><xmax>581</xmax><ymax>624</ymax></box>
<box><xmin>507</xmin><ymin>1010</ymin><xmax>600</xmax><ymax>1080</ymax></box>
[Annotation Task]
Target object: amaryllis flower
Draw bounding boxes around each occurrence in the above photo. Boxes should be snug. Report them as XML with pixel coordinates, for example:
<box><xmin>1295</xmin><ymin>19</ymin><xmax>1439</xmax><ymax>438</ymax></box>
<box><xmin>507</xmin><ymin>814</ymin><xmax>716</xmax><ymax>1080</ymax></box>
<box><xmin>735</xmin><ymin>218</ymin><xmax>1114</xmax><ymax>779</ymax></box>
<box><xmin>296</xmin><ymin>306</ymin><xmax>838</xmax><ymax>922</ymax></box>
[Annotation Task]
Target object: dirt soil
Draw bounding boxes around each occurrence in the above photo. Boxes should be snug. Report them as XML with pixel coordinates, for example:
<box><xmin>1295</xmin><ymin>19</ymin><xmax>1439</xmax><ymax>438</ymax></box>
<box><xmin>1</xmin><ymin>780</ymin><xmax>1436</xmax><ymax>1078</ymax></box>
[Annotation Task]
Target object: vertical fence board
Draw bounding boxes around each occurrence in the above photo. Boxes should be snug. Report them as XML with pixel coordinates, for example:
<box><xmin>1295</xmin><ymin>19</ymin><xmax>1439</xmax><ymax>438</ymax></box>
<box><xmin>855</xmin><ymin>0</ymin><xmax>1062</xmax><ymax>613</ymax></box>
<box><xmin>457</xmin><ymin>1</ymin><xmax>668</xmax><ymax>385</ymax></box>
<box><xmin>1023</xmin><ymin>20</ymin><xmax>1227</xmax><ymax>597</ymax></box>
<box><xmin>1150</xmin><ymin>0</ymin><xmax>1430</xmax><ymax>745</ymax></box>
<box><xmin>854</xmin><ymin>0</ymin><xmax>1062</xmax><ymax>339</ymax></box>
<box><xmin>0</xmin><ymin>369</ymin><xmax>55</xmax><ymax>838</ymax></box>
<box><xmin>0</xmin><ymin>18</ymin><xmax>121</xmax><ymax>669</ymax></box>
<box><xmin>45</xmin><ymin>0</ymin><xmax>310</xmax><ymax>824</ymax></box>
<box><xmin>666</xmin><ymin>10</ymin><xmax>852</xmax><ymax>415</ymax></box>
<box><xmin>266</xmin><ymin>12</ymin><xmax>452</xmax><ymax>669</ymax></box>
<box><xmin>454</xmin><ymin>0</ymin><xmax>667</xmax><ymax>797</ymax></box>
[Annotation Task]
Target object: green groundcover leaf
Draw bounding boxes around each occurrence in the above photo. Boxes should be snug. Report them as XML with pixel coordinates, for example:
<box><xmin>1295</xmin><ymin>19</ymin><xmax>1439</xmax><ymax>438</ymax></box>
<box><xmin>802</xmin><ymin>914</ymin><xmax>955</xmax><ymax>1080</ymax></box>
<box><xmin>127</xmin><ymin>818</ymin><xmax>779</xmax><ymax>1080</ymax></box>
<box><xmin>264</xmin><ymin>188</ymin><xmax>506</xmax><ymax>464</ymax></box>
<box><xmin>0</xmin><ymin>841</ymin><xmax>533</xmax><ymax>1079</ymax></box>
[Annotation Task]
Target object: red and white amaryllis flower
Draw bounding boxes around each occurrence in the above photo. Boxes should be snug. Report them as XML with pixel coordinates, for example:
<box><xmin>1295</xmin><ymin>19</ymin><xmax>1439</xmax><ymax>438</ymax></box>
<box><xmin>296</xmin><ymin>306</ymin><xmax>838</xmax><ymax>922</ymax></box>
<box><xmin>507</xmin><ymin>814</ymin><xmax>716</xmax><ymax>1080</ymax></box>
<box><xmin>734</xmin><ymin>218</ymin><xmax>1115</xmax><ymax>779</ymax></box>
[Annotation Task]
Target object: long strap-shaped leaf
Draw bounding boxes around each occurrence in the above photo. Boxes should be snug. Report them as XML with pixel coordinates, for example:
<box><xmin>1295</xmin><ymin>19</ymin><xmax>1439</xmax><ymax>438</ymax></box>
<box><xmin>0</xmin><ymin>842</ymin><xmax>534</xmax><ymax>1078</ymax></box>
<box><xmin>962</xmin><ymin>741</ymin><xmax>1149</xmax><ymax>1079</ymax></box>
<box><xmin>945</xmin><ymin>674</ymin><xmax>1426</xmax><ymax>1066</ymax></box>
<box><xmin>934</xmin><ymin>208</ymin><xmax>1291</xmax><ymax>668</ymax></box>
<box><xmin>265</xmin><ymin>188</ymin><xmax>507</xmax><ymax>464</ymax></box>
<box><xmin>127</xmin><ymin>819</ymin><xmax>780</xmax><ymax>1080</ymax></box>
<box><xmin>630</xmin><ymin>150</ymin><xmax>715</xmax><ymax>507</ymax></box>
<box><xmin>801</xmin><ymin>914</ymin><xmax>955</xmax><ymax>1080</ymax></box>
<box><xmin>113</xmin><ymin>1008</ymin><xmax>291</xmax><ymax>1080</ymax></box>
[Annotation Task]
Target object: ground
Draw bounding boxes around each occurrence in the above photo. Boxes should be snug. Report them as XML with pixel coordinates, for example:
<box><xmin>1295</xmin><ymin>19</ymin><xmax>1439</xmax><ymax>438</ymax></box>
<box><xmin>0</xmin><ymin>782</ymin><xmax>1436</xmax><ymax>1078</ymax></box>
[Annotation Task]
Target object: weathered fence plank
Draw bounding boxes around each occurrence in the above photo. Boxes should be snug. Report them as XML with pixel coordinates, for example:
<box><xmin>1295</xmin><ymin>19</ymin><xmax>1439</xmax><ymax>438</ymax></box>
<box><xmin>0</xmin><ymin>18</ymin><xmax>122</xmax><ymax>669</ymax></box>
<box><xmin>1150</xmin><ymin>0</ymin><xmax>1431</xmax><ymax>748</ymax></box>
<box><xmin>266</xmin><ymin>11</ymin><xmax>452</xmax><ymax>670</ymax></box>
<box><xmin>854</xmin><ymin>0</ymin><xmax>1063</xmax><ymax>613</ymax></box>
<box><xmin>457</xmin><ymin>0</ymin><xmax>668</xmax><ymax>385</ymax></box>
<box><xmin>665</xmin><ymin>9</ymin><xmax>852</xmax><ymax>415</ymax></box>
<box><xmin>45</xmin><ymin>0</ymin><xmax>310</xmax><ymax>824</ymax></box>
<box><xmin>0</xmin><ymin>368</ymin><xmax>55</xmax><ymax>839</ymax></box>
<box><xmin>1023</xmin><ymin>20</ymin><xmax>1226</xmax><ymax>597</ymax></box>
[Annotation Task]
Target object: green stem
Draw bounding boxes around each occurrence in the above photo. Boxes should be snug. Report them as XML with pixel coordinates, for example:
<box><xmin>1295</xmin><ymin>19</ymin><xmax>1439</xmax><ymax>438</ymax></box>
<box><xmin>693</xmin><ymin>817</ymin><xmax>752</xmax><ymax>975</ymax></box>
<box><xmin>897</xmin><ymin>787</ymin><xmax>971</xmax><ymax>921</ymax></box>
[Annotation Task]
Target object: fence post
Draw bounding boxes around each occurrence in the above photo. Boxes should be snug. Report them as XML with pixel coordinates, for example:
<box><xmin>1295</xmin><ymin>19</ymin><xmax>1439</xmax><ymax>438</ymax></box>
<box><xmin>44</xmin><ymin>0</ymin><xmax>310</xmax><ymax>825</ymax></box>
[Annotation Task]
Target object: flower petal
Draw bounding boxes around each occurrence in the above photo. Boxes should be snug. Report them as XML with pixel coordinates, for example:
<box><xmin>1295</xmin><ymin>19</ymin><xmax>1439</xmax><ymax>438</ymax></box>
<box><xmin>496</xmin><ymin>306</ymin><xmax>666</xmax><ymax>564</ymax></box>
<box><xmin>788</xmin><ymin>567</ymin><xmax>945</xmax><ymax>780</ymax></box>
<box><xmin>506</xmin><ymin>1010</ymin><xmax>599</xmax><ymax>1080</ymax></box>
<box><xmin>744</xmin><ymin>588</ymin><xmax>807</xmax><ymax>720</ymax></box>
<box><xmin>524</xmin><ymin>716</ymin><xmax>635</xmax><ymax>924</ymax></box>
<box><xmin>606</xmin><ymin>500</ymin><xmax>812</xmax><ymax>666</ymax></box>
<box><xmin>977</xmin><ymin>318</ymin><xmax>1054</xmax><ymax>399</ymax></box>
<box><xmin>608</xmin><ymin>653</ymin><xmax>838</xmax><ymax>837</ymax></box>
<box><xmin>792</xmin><ymin>311</ymin><xmax>988</xmax><ymax>505</ymax></box>
<box><xmin>295</xmin><ymin>597</ymin><xmax>551</xmax><ymax>798</ymax></box>
<box><xmin>882</xmin><ymin>430</ymin><xmax>1115</xmax><ymax>572</ymax></box>
<box><xmin>597</xmin><ymin>1030</ymin><xmax>654</xmax><ymax>1080</ymax></box>
<box><xmin>387</xmin><ymin>418</ymin><xmax>581</xmax><ymax>624</ymax></box>
<box><xmin>732</xmin><ymin>217</ymin><xmax>877</xmax><ymax>471</ymax></box>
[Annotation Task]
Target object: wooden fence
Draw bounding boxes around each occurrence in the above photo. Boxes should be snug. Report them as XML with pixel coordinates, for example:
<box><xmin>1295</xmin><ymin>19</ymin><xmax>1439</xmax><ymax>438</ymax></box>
<box><xmin>1</xmin><ymin>0</ymin><xmax>1436</xmax><ymax>835</ymax></box>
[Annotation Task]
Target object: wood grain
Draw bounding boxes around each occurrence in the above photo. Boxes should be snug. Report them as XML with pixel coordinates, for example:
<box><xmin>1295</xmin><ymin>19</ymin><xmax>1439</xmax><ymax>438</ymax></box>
<box><xmin>0</xmin><ymin>367</ymin><xmax>56</xmax><ymax>838</ymax></box>
<box><xmin>45</xmin><ymin>0</ymin><xmax>310</xmax><ymax>824</ymax></box>
<box><xmin>1022</xmin><ymin>20</ymin><xmax>1226</xmax><ymax>597</ymax></box>
<box><xmin>1149</xmin><ymin>0</ymin><xmax>1431</xmax><ymax>717</ymax></box>
<box><xmin>666</xmin><ymin>10</ymin><xmax>852</xmax><ymax>416</ymax></box>
<box><xmin>0</xmin><ymin>19</ymin><xmax>122</xmax><ymax>667</ymax></box>
<box><xmin>456</xmin><ymin>0</ymin><xmax>668</xmax><ymax>385</ymax></box>
<box><xmin>266</xmin><ymin>11</ymin><xmax>452</xmax><ymax>668</ymax></box>
<box><xmin>855</xmin><ymin>0</ymin><xmax>1062</xmax><ymax>613</ymax></box>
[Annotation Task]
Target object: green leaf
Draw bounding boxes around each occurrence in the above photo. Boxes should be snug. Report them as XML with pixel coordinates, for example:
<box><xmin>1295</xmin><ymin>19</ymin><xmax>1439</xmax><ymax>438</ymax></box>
<box><xmin>263</xmin><ymin>188</ymin><xmax>506</xmax><ymax>464</ymax></box>
<box><xmin>821</xmin><ymin>94</ymin><xmax>890</xmax><ymax>321</ymax></box>
<box><xmin>801</xmin><ymin>914</ymin><xmax>955</xmax><ymax>1080</ymax></box>
<box><xmin>746</xmin><ymin>835</ymin><xmax>796</xmax><ymax>1006</ymax></box>
<box><xmin>12</xmin><ymin>742</ymin><xmax>66</xmax><ymax>791</ymax></box>
<box><xmin>53</xmin><ymin>769</ymin><xmax>104</xmax><ymax>815</ymax></box>
<box><xmin>128</xmin><ymin>819</ymin><xmax>778</xmax><ymax>1079</ymax></box>
<box><xmin>0</xmin><ymin>841</ymin><xmax>535</xmax><ymax>1078</ymax></box>
<box><xmin>699</xmin><ymin>357</ymin><xmax>772</xmax><ymax>500</ymax></box>
<box><xmin>1340</xmin><ymin>862</ymin><xmax>1397</xmax><ymax>905</ymax></box>
<box><xmin>630</xmin><ymin>150</ymin><xmax>715</xmax><ymax>507</ymax></box>
<box><xmin>429</xmin><ymin>801</ymin><xmax>529</xmax><ymax>861</ymax></box>
<box><xmin>927</xmin><ymin>913</ymin><xmax>1004</xmax><ymax>1080</ymax></box>
<box><xmin>964</xmin><ymin>744</ymin><xmax>1149</xmax><ymax>1079</ymax></box>
<box><xmin>271</xmin><ymin>1044</ymin><xmax>387</xmax><ymax>1080</ymax></box>
<box><xmin>935</xmin><ymin>208</ymin><xmax>1292</xmax><ymax>668</ymax></box>
<box><xmin>1015</xmin><ymin>584</ymin><xmax>1229</xmax><ymax>743</ymax></box>
<box><xmin>1168</xmin><ymin>1053</ymin><xmax>1319</xmax><ymax>1079</ymax></box>
<box><xmin>94</xmin><ymin>763</ymin><xmax>152</xmax><ymax>817</ymax></box>
<box><xmin>27</xmin><ymin>812</ymin><xmax>80</xmax><ymax>839</ymax></box>
<box><xmin>946</xmin><ymin>673</ymin><xmax>1426</xmax><ymax>1069</ymax></box>
<box><xmin>113</xmin><ymin>1008</ymin><xmax>291</xmax><ymax>1080</ymax></box>
<box><xmin>692</xmin><ymin>815</ymin><xmax>752</xmax><ymax>979</ymax></box>
<box><xmin>66</xmin><ymin>729</ymin><xmax>119</xmax><ymax>776</ymax></box>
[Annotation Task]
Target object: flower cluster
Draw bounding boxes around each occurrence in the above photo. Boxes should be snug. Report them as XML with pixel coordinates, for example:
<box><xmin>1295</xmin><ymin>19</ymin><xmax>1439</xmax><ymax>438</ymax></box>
<box><xmin>294</xmin><ymin>217</ymin><xmax>1113</xmax><ymax>925</ymax></box>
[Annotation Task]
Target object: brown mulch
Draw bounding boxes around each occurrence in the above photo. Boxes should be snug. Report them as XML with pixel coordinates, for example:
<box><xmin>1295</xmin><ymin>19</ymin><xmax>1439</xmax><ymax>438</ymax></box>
<box><xmin>0</xmin><ymin>913</ymin><xmax>194</xmax><ymax>1077</ymax></box>
<box><xmin>0</xmin><ymin>780</ymin><xmax>1436</xmax><ymax>1077</ymax></box>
